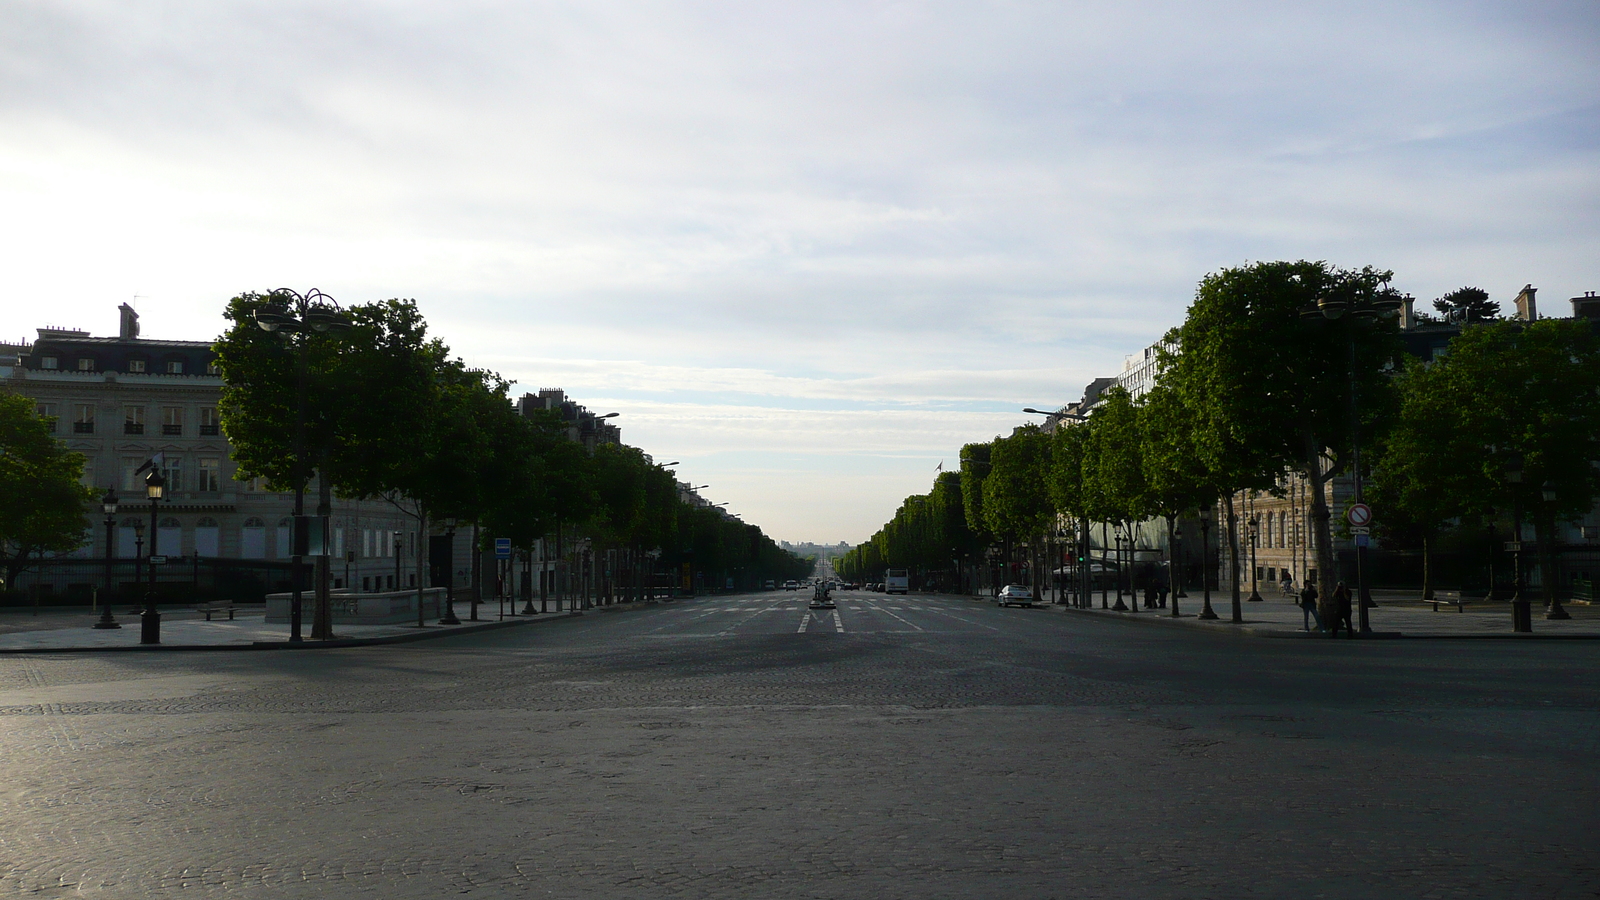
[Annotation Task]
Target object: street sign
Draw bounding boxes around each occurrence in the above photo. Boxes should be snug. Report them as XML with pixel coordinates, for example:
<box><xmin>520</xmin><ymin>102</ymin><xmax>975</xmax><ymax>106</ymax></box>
<box><xmin>1505</xmin><ymin>541</ymin><xmax>1522</xmax><ymax>552</ymax></box>
<box><xmin>1346</xmin><ymin>503</ymin><xmax>1373</xmax><ymax>527</ymax></box>
<box><xmin>149</xmin><ymin>555</ymin><xmax>168</xmax><ymax>565</ymax></box>
<box><xmin>494</xmin><ymin>538</ymin><xmax>512</xmax><ymax>559</ymax></box>
<box><xmin>1349</xmin><ymin>526</ymin><xmax>1370</xmax><ymax>535</ymax></box>
<box><xmin>1355</xmin><ymin>534</ymin><xmax>1370</xmax><ymax>548</ymax></box>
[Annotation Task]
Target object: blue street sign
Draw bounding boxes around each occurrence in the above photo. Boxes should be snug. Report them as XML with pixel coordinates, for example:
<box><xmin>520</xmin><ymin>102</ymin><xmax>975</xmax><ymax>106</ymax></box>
<box><xmin>494</xmin><ymin>538</ymin><xmax>512</xmax><ymax>559</ymax></box>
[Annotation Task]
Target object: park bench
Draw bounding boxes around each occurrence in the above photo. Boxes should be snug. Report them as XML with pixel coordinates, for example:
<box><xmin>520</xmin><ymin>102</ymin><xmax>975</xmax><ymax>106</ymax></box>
<box><xmin>1429</xmin><ymin>590</ymin><xmax>1464</xmax><ymax>613</ymax></box>
<box><xmin>195</xmin><ymin>601</ymin><xmax>236</xmax><ymax>621</ymax></box>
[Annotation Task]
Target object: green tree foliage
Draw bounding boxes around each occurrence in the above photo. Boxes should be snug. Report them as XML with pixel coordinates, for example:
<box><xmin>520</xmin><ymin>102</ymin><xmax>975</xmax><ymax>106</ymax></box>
<box><xmin>1162</xmin><ymin>260</ymin><xmax>1402</xmax><ymax>611</ymax></box>
<box><xmin>0</xmin><ymin>391</ymin><xmax>93</xmax><ymax>588</ymax></box>
<box><xmin>982</xmin><ymin>426</ymin><xmax>1053</xmax><ymax>540</ymax></box>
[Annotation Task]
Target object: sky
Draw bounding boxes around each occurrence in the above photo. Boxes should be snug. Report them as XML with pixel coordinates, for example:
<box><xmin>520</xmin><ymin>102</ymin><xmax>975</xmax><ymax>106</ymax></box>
<box><xmin>2</xmin><ymin>1</ymin><xmax>1597</xmax><ymax>544</ymax></box>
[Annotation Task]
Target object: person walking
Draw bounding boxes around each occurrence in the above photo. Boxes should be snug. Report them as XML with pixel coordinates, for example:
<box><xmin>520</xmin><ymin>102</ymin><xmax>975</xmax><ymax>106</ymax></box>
<box><xmin>1328</xmin><ymin>580</ymin><xmax>1355</xmax><ymax>638</ymax></box>
<box><xmin>1299</xmin><ymin>582</ymin><xmax>1322</xmax><ymax>632</ymax></box>
<box><xmin>1156</xmin><ymin>570</ymin><xmax>1169</xmax><ymax>609</ymax></box>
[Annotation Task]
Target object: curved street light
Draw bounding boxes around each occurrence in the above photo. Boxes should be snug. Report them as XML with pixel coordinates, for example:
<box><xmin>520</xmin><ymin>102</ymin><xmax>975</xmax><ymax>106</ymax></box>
<box><xmin>140</xmin><ymin>467</ymin><xmax>166</xmax><ymax>644</ymax></box>
<box><xmin>254</xmin><ymin>289</ymin><xmax>353</xmax><ymax>643</ymax></box>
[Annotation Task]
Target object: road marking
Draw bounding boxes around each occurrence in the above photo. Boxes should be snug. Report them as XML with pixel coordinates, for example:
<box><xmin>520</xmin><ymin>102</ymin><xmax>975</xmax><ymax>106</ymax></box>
<box><xmin>833</xmin><ymin>610</ymin><xmax>845</xmax><ymax>633</ymax></box>
<box><xmin>797</xmin><ymin>613</ymin><xmax>811</xmax><ymax>633</ymax></box>
<box><xmin>922</xmin><ymin>607</ymin><xmax>1000</xmax><ymax>630</ymax></box>
<box><xmin>716</xmin><ymin>604</ymin><xmax>776</xmax><ymax>635</ymax></box>
<box><xmin>877</xmin><ymin>607</ymin><xmax>924</xmax><ymax>632</ymax></box>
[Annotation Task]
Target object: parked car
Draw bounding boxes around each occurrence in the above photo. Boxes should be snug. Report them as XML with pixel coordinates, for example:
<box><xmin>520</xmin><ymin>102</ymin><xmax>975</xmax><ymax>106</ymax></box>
<box><xmin>763</xmin><ymin>580</ymin><xmax>776</xmax><ymax>590</ymax></box>
<box><xmin>997</xmin><ymin>584</ymin><xmax>1035</xmax><ymax>608</ymax></box>
<box><xmin>784</xmin><ymin>580</ymin><xmax>799</xmax><ymax>590</ymax></box>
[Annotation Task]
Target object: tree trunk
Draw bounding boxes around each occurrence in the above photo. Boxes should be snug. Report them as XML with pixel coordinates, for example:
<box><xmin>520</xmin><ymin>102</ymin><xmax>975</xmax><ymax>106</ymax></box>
<box><xmin>1225</xmin><ymin>494</ymin><xmax>1242</xmax><ymax>623</ymax></box>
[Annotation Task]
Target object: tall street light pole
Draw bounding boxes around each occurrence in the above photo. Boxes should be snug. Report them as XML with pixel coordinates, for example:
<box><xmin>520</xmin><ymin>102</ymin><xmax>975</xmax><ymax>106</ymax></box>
<box><xmin>1507</xmin><ymin>455</ymin><xmax>1531</xmax><ymax>632</ymax></box>
<box><xmin>95</xmin><ymin>488</ymin><xmax>121</xmax><ymax>629</ymax></box>
<box><xmin>140</xmin><ymin>468</ymin><xmax>165</xmax><ymax>644</ymax></box>
<box><xmin>254</xmin><ymin>289</ymin><xmax>352</xmax><ymax>642</ymax></box>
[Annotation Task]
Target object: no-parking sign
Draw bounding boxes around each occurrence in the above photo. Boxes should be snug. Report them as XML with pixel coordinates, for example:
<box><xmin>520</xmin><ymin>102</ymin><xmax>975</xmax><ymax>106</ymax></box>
<box><xmin>1346</xmin><ymin>503</ymin><xmax>1373</xmax><ymax>527</ymax></box>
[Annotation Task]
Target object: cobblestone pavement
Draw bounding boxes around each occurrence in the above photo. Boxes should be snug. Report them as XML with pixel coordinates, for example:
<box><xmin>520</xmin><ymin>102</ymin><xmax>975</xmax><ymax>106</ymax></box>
<box><xmin>1</xmin><ymin>589</ymin><xmax>1595</xmax><ymax>898</ymax></box>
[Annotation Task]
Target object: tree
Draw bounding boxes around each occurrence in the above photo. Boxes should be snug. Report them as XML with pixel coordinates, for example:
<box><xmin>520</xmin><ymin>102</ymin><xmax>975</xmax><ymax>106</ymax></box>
<box><xmin>1433</xmin><ymin>286</ymin><xmax>1499</xmax><ymax>324</ymax></box>
<box><xmin>1429</xmin><ymin>319</ymin><xmax>1600</xmax><ymax>617</ymax></box>
<box><xmin>982</xmin><ymin>425</ymin><xmax>1053</xmax><ymax>597</ymax></box>
<box><xmin>1162</xmin><ymin>260</ymin><xmax>1403</xmax><ymax>621</ymax></box>
<box><xmin>0</xmin><ymin>391</ymin><xmax>93</xmax><ymax>590</ymax></box>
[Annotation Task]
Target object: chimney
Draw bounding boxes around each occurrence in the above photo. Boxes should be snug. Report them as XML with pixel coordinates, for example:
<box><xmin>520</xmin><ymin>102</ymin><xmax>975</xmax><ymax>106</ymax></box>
<box><xmin>1399</xmin><ymin>294</ymin><xmax>1415</xmax><ymax>330</ymax></box>
<box><xmin>1513</xmin><ymin>284</ymin><xmax>1538</xmax><ymax>322</ymax></box>
<box><xmin>118</xmin><ymin>303</ymin><xmax>140</xmax><ymax>339</ymax></box>
<box><xmin>1571</xmin><ymin>291</ymin><xmax>1600</xmax><ymax>321</ymax></box>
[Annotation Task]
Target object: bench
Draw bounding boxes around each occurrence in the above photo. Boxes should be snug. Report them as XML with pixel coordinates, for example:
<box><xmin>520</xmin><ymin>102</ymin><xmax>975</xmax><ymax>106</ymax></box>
<box><xmin>1429</xmin><ymin>590</ymin><xmax>1463</xmax><ymax>613</ymax></box>
<box><xmin>195</xmin><ymin>601</ymin><xmax>236</xmax><ymax>621</ymax></box>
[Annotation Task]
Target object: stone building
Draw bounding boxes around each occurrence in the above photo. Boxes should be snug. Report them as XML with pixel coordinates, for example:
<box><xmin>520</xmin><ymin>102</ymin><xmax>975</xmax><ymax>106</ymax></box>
<box><xmin>1</xmin><ymin>304</ymin><xmax>417</xmax><ymax>600</ymax></box>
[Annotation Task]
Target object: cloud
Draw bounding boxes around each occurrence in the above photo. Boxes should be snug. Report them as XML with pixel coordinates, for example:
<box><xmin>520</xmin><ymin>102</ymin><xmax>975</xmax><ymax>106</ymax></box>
<box><xmin>2</xmin><ymin>0</ymin><xmax>1597</xmax><ymax>540</ymax></box>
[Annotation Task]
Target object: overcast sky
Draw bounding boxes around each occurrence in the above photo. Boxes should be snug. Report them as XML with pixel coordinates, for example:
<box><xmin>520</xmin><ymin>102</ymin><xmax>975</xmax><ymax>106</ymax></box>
<box><xmin>3</xmin><ymin>1</ymin><xmax>1596</xmax><ymax>544</ymax></box>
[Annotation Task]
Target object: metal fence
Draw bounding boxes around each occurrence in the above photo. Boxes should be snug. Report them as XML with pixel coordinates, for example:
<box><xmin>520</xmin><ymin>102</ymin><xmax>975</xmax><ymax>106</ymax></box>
<box><xmin>1</xmin><ymin>557</ymin><xmax>300</xmax><ymax>608</ymax></box>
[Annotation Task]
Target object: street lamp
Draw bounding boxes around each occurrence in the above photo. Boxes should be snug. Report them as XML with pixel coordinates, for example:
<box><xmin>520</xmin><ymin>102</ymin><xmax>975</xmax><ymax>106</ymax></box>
<box><xmin>439</xmin><ymin>518</ymin><xmax>460</xmax><ymax>625</ymax></box>
<box><xmin>1197</xmin><ymin>505</ymin><xmax>1218</xmax><ymax>620</ymax></box>
<box><xmin>1506</xmin><ymin>455</ymin><xmax>1531</xmax><ymax>632</ymax></box>
<box><xmin>254</xmin><ymin>288</ymin><xmax>352</xmax><ymax>642</ymax></box>
<box><xmin>1541</xmin><ymin>481</ymin><xmax>1571</xmax><ymax>620</ymax></box>
<box><xmin>1247</xmin><ymin>514</ymin><xmax>1263</xmax><ymax>602</ymax></box>
<box><xmin>131</xmin><ymin>519</ymin><xmax>144</xmax><ymax>611</ymax></box>
<box><xmin>95</xmin><ymin>488</ymin><xmax>121</xmax><ymax>629</ymax></box>
<box><xmin>393</xmin><ymin>530</ymin><xmax>403</xmax><ymax>594</ymax></box>
<box><xmin>1170</xmin><ymin>523</ymin><xmax>1182</xmax><ymax>617</ymax></box>
<box><xmin>140</xmin><ymin>467</ymin><xmax>165</xmax><ymax>645</ymax></box>
<box><xmin>1111</xmin><ymin>524</ymin><xmax>1129</xmax><ymax>611</ymax></box>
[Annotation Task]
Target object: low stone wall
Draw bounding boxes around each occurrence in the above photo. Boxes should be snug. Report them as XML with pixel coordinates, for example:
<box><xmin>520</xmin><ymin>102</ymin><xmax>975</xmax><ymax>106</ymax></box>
<box><xmin>266</xmin><ymin>588</ymin><xmax>444</xmax><ymax>625</ymax></box>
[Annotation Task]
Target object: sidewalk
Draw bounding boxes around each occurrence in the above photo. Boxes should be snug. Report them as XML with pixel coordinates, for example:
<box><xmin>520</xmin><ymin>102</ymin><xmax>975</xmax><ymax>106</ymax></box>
<box><xmin>1002</xmin><ymin>589</ymin><xmax>1600</xmax><ymax>639</ymax></box>
<box><xmin>0</xmin><ymin>602</ymin><xmax>592</xmax><ymax>653</ymax></box>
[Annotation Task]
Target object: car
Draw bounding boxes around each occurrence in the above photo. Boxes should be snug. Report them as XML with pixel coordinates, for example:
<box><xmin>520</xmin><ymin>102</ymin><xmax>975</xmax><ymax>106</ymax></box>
<box><xmin>784</xmin><ymin>580</ymin><xmax>799</xmax><ymax>590</ymax></box>
<box><xmin>997</xmin><ymin>584</ymin><xmax>1035</xmax><ymax>608</ymax></box>
<box><xmin>763</xmin><ymin>580</ymin><xmax>776</xmax><ymax>590</ymax></box>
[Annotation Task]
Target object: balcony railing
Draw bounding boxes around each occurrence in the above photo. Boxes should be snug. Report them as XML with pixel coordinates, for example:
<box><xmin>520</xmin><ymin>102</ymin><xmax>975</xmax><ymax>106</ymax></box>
<box><xmin>73</xmin><ymin>421</ymin><xmax>94</xmax><ymax>434</ymax></box>
<box><xmin>162</xmin><ymin>424</ymin><xmax>182</xmax><ymax>436</ymax></box>
<box><xmin>124</xmin><ymin>423</ymin><xmax>144</xmax><ymax>435</ymax></box>
<box><xmin>199</xmin><ymin>424</ymin><xmax>219</xmax><ymax>436</ymax></box>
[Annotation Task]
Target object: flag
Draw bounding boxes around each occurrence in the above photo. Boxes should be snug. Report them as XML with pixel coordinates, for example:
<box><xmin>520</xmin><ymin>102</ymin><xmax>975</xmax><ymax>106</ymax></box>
<box><xmin>133</xmin><ymin>451</ymin><xmax>165</xmax><ymax>476</ymax></box>
<box><xmin>936</xmin><ymin>460</ymin><xmax>943</xmax><ymax>471</ymax></box>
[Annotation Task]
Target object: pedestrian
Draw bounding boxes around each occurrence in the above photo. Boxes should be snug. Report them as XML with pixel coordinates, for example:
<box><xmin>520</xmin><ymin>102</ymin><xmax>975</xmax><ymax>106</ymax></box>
<box><xmin>1328</xmin><ymin>580</ymin><xmax>1355</xmax><ymax>638</ymax></box>
<box><xmin>1143</xmin><ymin>581</ymin><xmax>1157</xmax><ymax>609</ymax></box>
<box><xmin>1156</xmin><ymin>572</ymin><xmax>1169</xmax><ymax>609</ymax></box>
<box><xmin>1299</xmin><ymin>582</ymin><xmax>1322</xmax><ymax>632</ymax></box>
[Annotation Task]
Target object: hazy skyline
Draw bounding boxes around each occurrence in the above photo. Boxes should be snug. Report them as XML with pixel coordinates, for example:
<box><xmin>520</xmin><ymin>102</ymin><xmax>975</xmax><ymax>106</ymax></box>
<box><xmin>3</xmin><ymin>1</ymin><xmax>1596</xmax><ymax>543</ymax></box>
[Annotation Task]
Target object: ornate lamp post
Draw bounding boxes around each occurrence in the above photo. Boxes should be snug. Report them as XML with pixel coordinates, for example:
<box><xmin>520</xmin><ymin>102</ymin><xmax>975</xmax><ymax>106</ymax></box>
<box><xmin>392</xmin><ymin>530</ymin><xmax>402</xmax><ymax>593</ymax></box>
<box><xmin>1197</xmin><ymin>505</ymin><xmax>1218</xmax><ymax>620</ymax></box>
<box><xmin>1111</xmin><ymin>524</ymin><xmax>1129</xmax><ymax>611</ymax></box>
<box><xmin>1507</xmin><ymin>455</ymin><xmax>1531</xmax><ymax>632</ymax></box>
<box><xmin>254</xmin><ymin>288</ymin><xmax>352</xmax><ymax>642</ymax></box>
<box><xmin>140</xmin><ymin>468</ymin><xmax>165</xmax><ymax>644</ymax></box>
<box><xmin>95</xmin><ymin>488</ymin><xmax>121</xmax><ymax>629</ymax></box>
<box><xmin>439</xmin><ymin>518</ymin><xmax>461</xmax><ymax>625</ymax></box>
<box><xmin>131</xmin><ymin>519</ymin><xmax>144</xmax><ymax>611</ymax></box>
<box><xmin>1541</xmin><ymin>482</ymin><xmax>1571</xmax><ymax>620</ymax></box>
<box><xmin>1169</xmin><ymin>522</ymin><xmax>1182</xmax><ymax>617</ymax></box>
<box><xmin>1247</xmin><ymin>514</ymin><xmax>1263</xmax><ymax>602</ymax></box>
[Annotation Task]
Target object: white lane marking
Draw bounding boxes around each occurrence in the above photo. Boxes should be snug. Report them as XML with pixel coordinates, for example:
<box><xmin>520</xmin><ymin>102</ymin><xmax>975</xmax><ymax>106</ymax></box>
<box><xmin>648</xmin><ymin>607</ymin><xmax>723</xmax><ymax>632</ymax></box>
<box><xmin>833</xmin><ymin>609</ymin><xmax>845</xmax><ymax>633</ymax></box>
<box><xmin>920</xmin><ymin>606</ymin><xmax>1000</xmax><ymax>630</ymax></box>
<box><xmin>877</xmin><ymin>607</ymin><xmax>924</xmax><ymax>632</ymax></box>
<box><xmin>716</xmin><ymin>604</ymin><xmax>777</xmax><ymax>635</ymax></box>
<box><xmin>797</xmin><ymin>613</ymin><xmax>811</xmax><ymax>633</ymax></box>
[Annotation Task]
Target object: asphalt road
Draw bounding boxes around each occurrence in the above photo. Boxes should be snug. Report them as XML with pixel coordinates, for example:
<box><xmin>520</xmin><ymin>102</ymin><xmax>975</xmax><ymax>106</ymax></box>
<box><xmin>1</xmin><ymin>589</ymin><xmax>1595</xmax><ymax>898</ymax></box>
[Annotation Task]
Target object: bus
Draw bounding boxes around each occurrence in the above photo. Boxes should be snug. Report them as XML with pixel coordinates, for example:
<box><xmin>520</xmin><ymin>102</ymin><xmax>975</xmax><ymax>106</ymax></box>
<box><xmin>884</xmin><ymin>568</ymin><xmax>909</xmax><ymax>595</ymax></box>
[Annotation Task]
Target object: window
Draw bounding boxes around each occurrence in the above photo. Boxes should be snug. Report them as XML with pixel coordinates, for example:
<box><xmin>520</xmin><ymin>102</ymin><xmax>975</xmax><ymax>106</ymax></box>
<box><xmin>165</xmin><ymin>458</ymin><xmax>183</xmax><ymax>492</ymax></box>
<box><xmin>197</xmin><ymin>458</ymin><xmax>220</xmax><ymax>492</ymax></box>
<box><xmin>39</xmin><ymin>355</ymin><xmax>58</xmax><ymax>370</ymax></box>
<box><xmin>161</xmin><ymin>406</ymin><xmax>183</xmax><ymax>435</ymax></box>
<box><xmin>123</xmin><ymin>405</ymin><xmax>145</xmax><ymax>435</ymax></box>
<box><xmin>79</xmin><ymin>460</ymin><xmax>95</xmax><ymax>488</ymax></box>
<box><xmin>77</xmin><ymin>357</ymin><xmax>95</xmax><ymax>371</ymax></box>
<box><xmin>166</xmin><ymin>360</ymin><xmax>184</xmax><ymax>374</ymax></box>
<box><xmin>74</xmin><ymin>404</ymin><xmax>95</xmax><ymax>434</ymax></box>
<box><xmin>35</xmin><ymin>402</ymin><xmax>58</xmax><ymax>431</ymax></box>
<box><xmin>206</xmin><ymin>361</ymin><xmax>221</xmax><ymax>375</ymax></box>
<box><xmin>199</xmin><ymin>407</ymin><xmax>219</xmax><ymax>436</ymax></box>
<box><xmin>128</xmin><ymin>359</ymin><xmax>147</xmax><ymax>373</ymax></box>
<box><xmin>194</xmin><ymin>517</ymin><xmax>220</xmax><ymax>557</ymax></box>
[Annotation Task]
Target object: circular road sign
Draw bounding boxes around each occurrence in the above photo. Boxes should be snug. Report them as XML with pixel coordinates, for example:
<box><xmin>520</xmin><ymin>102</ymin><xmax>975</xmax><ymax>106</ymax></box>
<box><xmin>1346</xmin><ymin>503</ymin><xmax>1373</xmax><ymax>527</ymax></box>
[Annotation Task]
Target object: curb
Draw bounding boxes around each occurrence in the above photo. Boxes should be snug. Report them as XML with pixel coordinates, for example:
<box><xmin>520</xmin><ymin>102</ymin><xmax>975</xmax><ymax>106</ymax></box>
<box><xmin>1043</xmin><ymin>602</ymin><xmax>1600</xmax><ymax>640</ymax></box>
<box><xmin>0</xmin><ymin>611</ymin><xmax>578</xmax><ymax>655</ymax></box>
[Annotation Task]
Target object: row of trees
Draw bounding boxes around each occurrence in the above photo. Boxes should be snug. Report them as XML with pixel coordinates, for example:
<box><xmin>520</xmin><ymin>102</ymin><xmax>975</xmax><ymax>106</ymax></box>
<box><xmin>213</xmin><ymin>291</ymin><xmax>809</xmax><ymax>621</ymax></box>
<box><xmin>0</xmin><ymin>391</ymin><xmax>95</xmax><ymax>591</ymax></box>
<box><xmin>838</xmin><ymin>262</ymin><xmax>1600</xmax><ymax>620</ymax></box>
